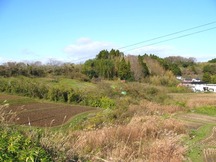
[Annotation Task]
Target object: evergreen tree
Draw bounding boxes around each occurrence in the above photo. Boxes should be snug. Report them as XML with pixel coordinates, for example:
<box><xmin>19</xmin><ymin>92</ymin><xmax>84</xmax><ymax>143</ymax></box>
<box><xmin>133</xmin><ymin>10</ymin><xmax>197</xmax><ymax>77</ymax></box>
<box><xmin>118</xmin><ymin>58</ymin><xmax>132</xmax><ymax>80</ymax></box>
<box><xmin>170</xmin><ymin>64</ymin><xmax>182</xmax><ymax>76</ymax></box>
<box><xmin>202</xmin><ymin>72</ymin><xmax>211</xmax><ymax>83</ymax></box>
<box><xmin>82</xmin><ymin>59</ymin><xmax>98</xmax><ymax>79</ymax></box>
<box><xmin>96</xmin><ymin>50</ymin><xmax>109</xmax><ymax>59</ymax></box>
<box><xmin>138</xmin><ymin>55</ymin><xmax>150</xmax><ymax>77</ymax></box>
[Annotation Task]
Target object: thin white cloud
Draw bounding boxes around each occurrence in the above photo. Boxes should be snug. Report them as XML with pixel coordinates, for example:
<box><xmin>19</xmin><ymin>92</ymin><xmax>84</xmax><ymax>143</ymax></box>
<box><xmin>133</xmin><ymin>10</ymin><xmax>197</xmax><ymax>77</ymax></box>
<box><xmin>64</xmin><ymin>37</ymin><xmax>116</xmax><ymax>62</ymax></box>
<box><xmin>124</xmin><ymin>45</ymin><xmax>215</xmax><ymax>62</ymax></box>
<box><xmin>21</xmin><ymin>48</ymin><xmax>35</xmax><ymax>56</ymax></box>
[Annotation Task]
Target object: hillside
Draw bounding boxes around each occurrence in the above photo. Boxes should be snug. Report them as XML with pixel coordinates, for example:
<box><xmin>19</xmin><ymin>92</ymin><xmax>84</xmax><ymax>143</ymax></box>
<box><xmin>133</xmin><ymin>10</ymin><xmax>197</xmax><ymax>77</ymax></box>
<box><xmin>1</xmin><ymin>50</ymin><xmax>216</xmax><ymax>161</ymax></box>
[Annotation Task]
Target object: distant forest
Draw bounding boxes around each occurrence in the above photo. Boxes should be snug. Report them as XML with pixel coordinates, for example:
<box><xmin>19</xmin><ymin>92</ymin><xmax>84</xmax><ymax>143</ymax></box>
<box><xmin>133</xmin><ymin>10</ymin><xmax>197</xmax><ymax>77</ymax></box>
<box><xmin>1</xmin><ymin>49</ymin><xmax>216</xmax><ymax>83</ymax></box>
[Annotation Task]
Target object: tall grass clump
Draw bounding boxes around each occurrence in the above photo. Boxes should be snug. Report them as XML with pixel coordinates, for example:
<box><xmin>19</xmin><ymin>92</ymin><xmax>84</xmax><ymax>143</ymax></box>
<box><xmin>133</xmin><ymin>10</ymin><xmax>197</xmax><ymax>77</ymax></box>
<box><xmin>40</xmin><ymin>115</ymin><xmax>186</xmax><ymax>161</ymax></box>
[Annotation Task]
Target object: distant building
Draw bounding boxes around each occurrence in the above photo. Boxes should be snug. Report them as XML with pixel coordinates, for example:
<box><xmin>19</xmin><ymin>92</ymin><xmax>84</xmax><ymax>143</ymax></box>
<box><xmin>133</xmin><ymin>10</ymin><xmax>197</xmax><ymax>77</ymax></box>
<box><xmin>192</xmin><ymin>78</ymin><xmax>201</xmax><ymax>82</ymax></box>
<box><xmin>176</xmin><ymin>76</ymin><xmax>182</xmax><ymax>80</ymax></box>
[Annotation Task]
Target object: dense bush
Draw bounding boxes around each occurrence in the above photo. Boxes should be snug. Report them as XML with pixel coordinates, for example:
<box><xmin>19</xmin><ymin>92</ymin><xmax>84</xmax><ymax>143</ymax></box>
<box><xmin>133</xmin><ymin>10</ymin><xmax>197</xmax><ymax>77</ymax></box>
<box><xmin>0</xmin><ymin>104</ymin><xmax>51</xmax><ymax>161</ymax></box>
<box><xmin>203</xmin><ymin>64</ymin><xmax>216</xmax><ymax>75</ymax></box>
<box><xmin>0</xmin><ymin>127</ymin><xmax>51</xmax><ymax>162</ymax></box>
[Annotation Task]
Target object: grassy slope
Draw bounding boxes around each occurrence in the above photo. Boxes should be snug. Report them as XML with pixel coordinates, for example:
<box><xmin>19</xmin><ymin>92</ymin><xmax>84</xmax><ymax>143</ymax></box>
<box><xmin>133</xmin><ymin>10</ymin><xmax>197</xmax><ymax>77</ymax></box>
<box><xmin>185</xmin><ymin>124</ymin><xmax>214</xmax><ymax>162</ymax></box>
<box><xmin>35</xmin><ymin>77</ymin><xmax>95</xmax><ymax>89</ymax></box>
<box><xmin>2</xmin><ymin>77</ymin><xmax>216</xmax><ymax>161</ymax></box>
<box><xmin>0</xmin><ymin>93</ymin><xmax>36</xmax><ymax>105</ymax></box>
<box><xmin>171</xmin><ymin>93</ymin><xmax>216</xmax><ymax>161</ymax></box>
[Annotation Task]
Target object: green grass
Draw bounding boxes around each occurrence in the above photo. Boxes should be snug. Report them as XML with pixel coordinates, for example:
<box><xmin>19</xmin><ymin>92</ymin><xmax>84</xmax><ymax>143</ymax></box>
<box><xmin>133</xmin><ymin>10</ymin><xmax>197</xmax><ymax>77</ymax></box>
<box><xmin>185</xmin><ymin>124</ymin><xmax>214</xmax><ymax>162</ymax></box>
<box><xmin>36</xmin><ymin>77</ymin><xmax>95</xmax><ymax>89</ymax></box>
<box><xmin>51</xmin><ymin>111</ymin><xmax>97</xmax><ymax>132</ymax></box>
<box><xmin>0</xmin><ymin>94</ymin><xmax>36</xmax><ymax>106</ymax></box>
<box><xmin>193</xmin><ymin>106</ymin><xmax>216</xmax><ymax>116</ymax></box>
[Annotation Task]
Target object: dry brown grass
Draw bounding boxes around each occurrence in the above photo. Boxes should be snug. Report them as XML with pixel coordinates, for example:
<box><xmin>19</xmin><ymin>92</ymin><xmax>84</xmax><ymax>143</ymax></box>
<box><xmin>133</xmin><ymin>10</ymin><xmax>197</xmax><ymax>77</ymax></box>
<box><xmin>186</xmin><ymin>94</ymin><xmax>216</xmax><ymax>108</ymax></box>
<box><xmin>68</xmin><ymin>116</ymin><xmax>186</xmax><ymax>161</ymax></box>
<box><xmin>128</xmin><ymin>99</ymin><xmax>183</xmax><ymax>115</ymax></box>
<box><xmin>0</xmin><ymin>102</ymin><xmax>18</xmax><ymax>125</ymax></box>
<box><xmin>170</xmin><ymin>93</ymin><xmax>216</xmax><ymax>109</ymax></box>
<box><xmin>37</xmin><ymin>98</ymin><xmax>188</xmax><ymax>161</ymax></box>
<box><xmin>40</xmin><ymin>114</ymin><xmax>186</xmax><ymax>161</ymax></box>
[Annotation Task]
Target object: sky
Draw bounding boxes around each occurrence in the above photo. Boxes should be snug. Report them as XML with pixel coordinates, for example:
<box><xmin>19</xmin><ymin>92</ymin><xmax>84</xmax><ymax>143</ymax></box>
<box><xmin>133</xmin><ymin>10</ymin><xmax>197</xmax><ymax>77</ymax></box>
<box><xmin>0</xmin><ymin>0</ymin><xmax>216</xmax><ymax>64</ymax></box>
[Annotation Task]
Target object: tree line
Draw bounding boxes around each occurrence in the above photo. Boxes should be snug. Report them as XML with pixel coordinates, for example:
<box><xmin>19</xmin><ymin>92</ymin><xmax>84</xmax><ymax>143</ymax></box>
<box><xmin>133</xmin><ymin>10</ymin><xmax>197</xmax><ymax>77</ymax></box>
<box><xmin>1</xmin><ymin>49</ymin><xmax>215</xmax><ymax>83</ymax></box>
<box><xmin>0</xmin><ymin>61</ymin><xmax>87</xmax><ymax>80</ymax></box>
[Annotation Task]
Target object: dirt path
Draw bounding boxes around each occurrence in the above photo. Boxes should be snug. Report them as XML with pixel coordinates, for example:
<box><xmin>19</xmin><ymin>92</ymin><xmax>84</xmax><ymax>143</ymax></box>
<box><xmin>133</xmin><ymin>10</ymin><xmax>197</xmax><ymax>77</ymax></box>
<box><xmin>176</xmin><ymin>113</ymin><xmax>216</xmax><ymax>162</ymax></box>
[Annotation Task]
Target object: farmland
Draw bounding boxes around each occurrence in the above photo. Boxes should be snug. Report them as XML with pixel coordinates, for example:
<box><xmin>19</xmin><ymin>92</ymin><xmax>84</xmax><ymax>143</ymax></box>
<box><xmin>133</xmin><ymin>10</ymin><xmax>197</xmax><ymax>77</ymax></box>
<box><xmin>0</xmin><ymin>93</ymin><xmax>96</xmax><ymax>127</ymax></box>
<box><xmin>1</xmin><ymin>90</ymin><xmax>216</xmax><ymax>161</ymax></box>
<box><xmin>1</xmin><ymin>54</ymin><xmax>216</xmax><ymax>161</ymax></box>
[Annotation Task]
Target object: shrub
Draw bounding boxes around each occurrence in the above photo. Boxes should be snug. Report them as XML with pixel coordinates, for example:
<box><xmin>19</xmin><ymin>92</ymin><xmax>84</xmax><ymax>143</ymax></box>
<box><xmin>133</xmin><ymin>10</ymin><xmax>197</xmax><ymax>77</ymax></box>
<box><xmin>0</xmin><ymin>127</ymin><xmax>51</xmax><ymax>162</ymax></box>
<box><xmin>100</xmin><ymin>96</ymin><xmax>115</xmax><ymax>109</ymax></box>
<box><xmin>0</xmin><ymin>104</ymin><xmax>51</xmax><ymax>161</ymax></box>
<box><xmin>67</xmin><ymin>89</ymin><xmax>82</xmax><ymax>103</ymax></box>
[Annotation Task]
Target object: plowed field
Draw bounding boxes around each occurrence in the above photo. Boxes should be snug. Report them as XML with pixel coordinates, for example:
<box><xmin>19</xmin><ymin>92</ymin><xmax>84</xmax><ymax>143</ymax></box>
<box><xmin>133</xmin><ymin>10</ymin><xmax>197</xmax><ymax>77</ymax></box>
<box><xmin>1</xmin><ymin>94</ymin><xmax>95</xmax><ymax>127</ymax></box>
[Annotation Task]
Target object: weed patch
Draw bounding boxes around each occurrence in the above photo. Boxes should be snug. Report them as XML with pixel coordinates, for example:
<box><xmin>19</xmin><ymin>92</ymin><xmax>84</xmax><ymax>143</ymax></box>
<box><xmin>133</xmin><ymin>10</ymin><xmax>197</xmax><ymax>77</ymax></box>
<box><xmin>184</xmin><ymin>125</ymin><xmax>214</xmax><ymax>162</ymax></box>
<box><xmin>193</xmin><ymin>106</ymin><xmax>216</xmax><ymax>116</ymax></box>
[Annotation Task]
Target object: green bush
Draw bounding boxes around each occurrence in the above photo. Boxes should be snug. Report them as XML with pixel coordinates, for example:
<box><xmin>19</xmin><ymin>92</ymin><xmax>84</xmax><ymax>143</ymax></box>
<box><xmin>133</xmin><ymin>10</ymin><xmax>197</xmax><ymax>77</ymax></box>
<box><xmin>0</xmin><ymin>127</ymin><xmax>51</xmax><ymax>162</ymax></box>
<box><xmin>100</xmin><ymin>96</ymin><xmax>115</xmax><ymax>109</ymax></box>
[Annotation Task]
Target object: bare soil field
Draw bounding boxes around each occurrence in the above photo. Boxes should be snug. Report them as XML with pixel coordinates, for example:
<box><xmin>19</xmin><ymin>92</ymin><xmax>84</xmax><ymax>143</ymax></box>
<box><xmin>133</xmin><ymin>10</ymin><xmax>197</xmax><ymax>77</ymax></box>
<box><xmin>1</xmin><ymin>94</ymin><xmax>96</xmax><ymax>127</ymax></box>
<box><xmin>8</xmin><ymin>103</ymin><xmax>95</xmax><ymax>127</ymax></box>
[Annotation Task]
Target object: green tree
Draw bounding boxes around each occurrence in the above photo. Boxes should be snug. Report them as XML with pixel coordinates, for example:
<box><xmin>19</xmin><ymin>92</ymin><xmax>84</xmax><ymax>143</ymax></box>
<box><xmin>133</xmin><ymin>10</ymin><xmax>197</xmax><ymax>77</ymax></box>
<box><xmin>82</xmin><ymin>59</ymin><xmax>98</xmax><ymax>79</ymax></box>
<box><xmin>96</xmin><ymin>50</ymin><xmax>109</xmax><ymax>59</ymax></box>
<box><xmin>211</xmin><ymin>75</ymin><xmax>216</xmax><ymax>84</ymax></box>
<box><xmin>95</xmin><ymin>59</ymin><xmax>115</xmax><ymax>79</ymax></box>
<box><xmin>170</xmin><ymin>64</ymin><xmax>182</xmax><ymax>76</ymax></box>
<box><xmin>138</xmin><ymin>55</ymin><xmax>149</xmax><ymax>77</ymax></box>
<box><xmin>118</xmin><ymin>58</ymin><xmax>132</xmax><ymax>80</ymax></box>
<box><xmin>208</xmin><ymin>58</ymin><xmax>216</xmax><ymax>63</ymax></box>
<box><xmin>202</xmin><ymin>72</ymin><xmax>211</xmax><ymax>83</ymax></box>
<box><xmin>203</xmin><ymin>64</ymin><xmax>216</xmax><ymax>75</ymax></box>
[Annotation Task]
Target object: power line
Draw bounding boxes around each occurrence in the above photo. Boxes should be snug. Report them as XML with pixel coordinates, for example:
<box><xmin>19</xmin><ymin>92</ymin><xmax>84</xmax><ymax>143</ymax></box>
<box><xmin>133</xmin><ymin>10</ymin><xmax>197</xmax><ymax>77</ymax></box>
<box><xmin>72</xmin><ymin>21</ymin><xmax>216</xmax><ymax>62</ymax></box>
<box><xmin>123</xmin><ymin>26</ymin><xmax>216</xmax><ymax>52</ymax></box>
<box><xmin>119</xmin><ymin>20</ymin><xmax>216</xmax><ymax>50</ymax></box>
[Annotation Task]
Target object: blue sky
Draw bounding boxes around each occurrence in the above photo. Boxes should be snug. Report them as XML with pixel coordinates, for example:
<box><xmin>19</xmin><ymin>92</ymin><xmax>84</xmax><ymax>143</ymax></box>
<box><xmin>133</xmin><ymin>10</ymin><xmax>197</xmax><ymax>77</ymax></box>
<box><xmin>0</xmin><ymin>0</ymin><xmax>216</xmax><ymax>64</ymax></box>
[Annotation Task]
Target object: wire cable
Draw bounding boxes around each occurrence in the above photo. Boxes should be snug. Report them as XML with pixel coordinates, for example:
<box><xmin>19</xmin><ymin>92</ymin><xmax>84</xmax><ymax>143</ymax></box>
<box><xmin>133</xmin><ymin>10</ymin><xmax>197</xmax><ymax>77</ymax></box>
<box><xmin>123</xmin><ymin>26</ymin><xmax>216</xmax><ymax>52</ymax></box>
<box><xmin>119</xmin><ymin>20</ymin><xmax>216</xmax><ymax>50</ymax></box>
<box><xmin>72</xmin><ymin>21</ymin><xmax>216</xmax><ymax>62</ymax></box>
